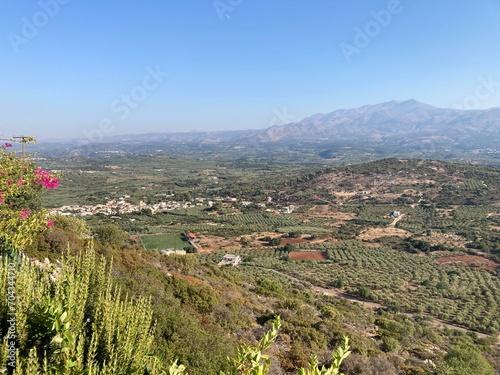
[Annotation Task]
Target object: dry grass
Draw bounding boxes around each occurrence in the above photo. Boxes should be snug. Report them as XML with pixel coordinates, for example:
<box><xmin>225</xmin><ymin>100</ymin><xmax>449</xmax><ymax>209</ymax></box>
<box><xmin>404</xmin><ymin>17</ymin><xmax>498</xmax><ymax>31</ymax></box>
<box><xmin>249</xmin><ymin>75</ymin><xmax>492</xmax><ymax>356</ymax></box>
<box><xmin>436</xmin><ymin>255</ymin><xmax>498</xmax><ymax>271</ymax></box>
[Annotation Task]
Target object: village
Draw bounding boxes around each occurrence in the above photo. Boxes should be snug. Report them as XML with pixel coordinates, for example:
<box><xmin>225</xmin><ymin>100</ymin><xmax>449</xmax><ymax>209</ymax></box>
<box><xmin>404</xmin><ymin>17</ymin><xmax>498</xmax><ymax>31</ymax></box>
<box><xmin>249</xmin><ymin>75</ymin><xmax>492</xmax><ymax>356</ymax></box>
<box><xmin>49</xmin><ymin>194</ymin><xmax>295</xmax><ymax>218</ymax></box>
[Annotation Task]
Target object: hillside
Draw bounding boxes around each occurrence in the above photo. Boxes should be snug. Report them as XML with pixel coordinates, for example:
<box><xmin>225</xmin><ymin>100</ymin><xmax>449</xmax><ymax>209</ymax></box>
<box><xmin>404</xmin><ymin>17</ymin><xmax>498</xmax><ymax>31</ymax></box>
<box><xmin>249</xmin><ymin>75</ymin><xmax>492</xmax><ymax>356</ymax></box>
<box><xmin>21</xmin><ymin>155</ymin><xmax>500</xmax><ymax>374</ymax></box>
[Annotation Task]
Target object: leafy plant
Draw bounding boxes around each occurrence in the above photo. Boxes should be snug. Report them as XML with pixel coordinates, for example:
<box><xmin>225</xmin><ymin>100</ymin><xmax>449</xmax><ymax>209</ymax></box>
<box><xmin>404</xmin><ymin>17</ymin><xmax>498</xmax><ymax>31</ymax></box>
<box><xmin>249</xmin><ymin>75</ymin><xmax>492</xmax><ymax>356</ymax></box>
<box><xmin>298</xmin><ymin>337</ymin><xmax>350</xmax><ymax>375</ymax></box>
<box><xmin>221</xmin><ymin>316</ymin><xmax>281</xmax><ymax>375</ymax></box>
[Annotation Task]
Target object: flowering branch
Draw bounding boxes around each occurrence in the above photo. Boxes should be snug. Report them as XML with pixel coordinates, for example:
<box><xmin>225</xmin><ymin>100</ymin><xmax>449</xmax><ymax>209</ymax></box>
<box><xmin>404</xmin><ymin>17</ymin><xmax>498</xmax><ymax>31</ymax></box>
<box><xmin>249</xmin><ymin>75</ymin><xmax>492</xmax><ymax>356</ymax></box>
<box><xmin>0</xmin><ymin>138</ymin><xmax>58</xmax><ymax>251</ymax></box>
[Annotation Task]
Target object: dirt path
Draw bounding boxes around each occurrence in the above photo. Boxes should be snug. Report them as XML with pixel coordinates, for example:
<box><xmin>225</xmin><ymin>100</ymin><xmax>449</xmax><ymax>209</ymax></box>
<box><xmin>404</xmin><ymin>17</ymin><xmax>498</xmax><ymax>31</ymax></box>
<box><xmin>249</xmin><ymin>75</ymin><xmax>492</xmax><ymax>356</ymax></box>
<box><xmin>389</xmin><ymin>213</ymin><xmax>405</xmax><ymax>227</ymax></box>
<box><xmin>313</xmin><ymin>285</ymin><xmax>384</xmax><ymax>310</ymax></box>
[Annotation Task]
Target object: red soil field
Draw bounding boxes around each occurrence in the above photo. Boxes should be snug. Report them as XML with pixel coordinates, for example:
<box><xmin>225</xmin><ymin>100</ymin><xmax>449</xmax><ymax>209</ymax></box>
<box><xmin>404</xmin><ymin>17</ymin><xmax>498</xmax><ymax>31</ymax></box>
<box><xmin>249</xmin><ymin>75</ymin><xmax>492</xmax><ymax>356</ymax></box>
<box><xmin>289</xmin><ymin>251</ymin><xmax>327</xmax><ymax>260</ymax></box>
<box><xmin>436</xmin><ymin>255</ymin><xmax>498</xmax><ymax>271</ymax></box>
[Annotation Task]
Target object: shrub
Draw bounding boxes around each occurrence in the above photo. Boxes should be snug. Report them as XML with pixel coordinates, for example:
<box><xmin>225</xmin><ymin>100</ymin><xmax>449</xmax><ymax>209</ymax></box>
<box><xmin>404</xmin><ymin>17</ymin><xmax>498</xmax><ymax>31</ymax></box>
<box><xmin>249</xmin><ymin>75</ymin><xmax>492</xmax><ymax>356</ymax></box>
<box><xmin>0</xmin><ymin>141</ymin><xmax>58</xmax><ymax>251</ymax></box>
<box><xmin>438</xmin><ymin>344</ymin><xmax>494</xmax><ymax>375</ymax></box>
<box><xmin>0</xmin><ymin>247</ymin><xmax>165</xmax><ymax>374</ymax></box>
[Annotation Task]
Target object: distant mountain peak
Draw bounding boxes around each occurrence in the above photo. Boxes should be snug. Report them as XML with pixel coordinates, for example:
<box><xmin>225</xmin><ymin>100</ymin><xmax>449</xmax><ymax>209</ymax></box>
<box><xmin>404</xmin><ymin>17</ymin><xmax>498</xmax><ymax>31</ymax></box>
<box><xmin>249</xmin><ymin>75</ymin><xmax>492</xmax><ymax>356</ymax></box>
<box><xmin>254</xmin><ymin>100</ymin><xmax>499</xmax><ymax>142</ymax></box>
<box><xmin>356</xmin><ymin>99</ymin><xmax>437</xmax><ymax>114</ymax></box>
<box><xmin>390</xmin><ymin>99</ymin><xmax>437</xmax><ymax>112</ymax></box>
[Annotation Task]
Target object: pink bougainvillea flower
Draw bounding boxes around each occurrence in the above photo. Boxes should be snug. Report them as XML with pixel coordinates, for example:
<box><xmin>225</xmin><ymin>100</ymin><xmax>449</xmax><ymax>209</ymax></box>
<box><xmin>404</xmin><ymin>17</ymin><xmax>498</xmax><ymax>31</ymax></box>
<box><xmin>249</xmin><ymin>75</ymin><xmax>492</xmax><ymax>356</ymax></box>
<box><xmin>47</xmin><ymin>220</ymin><xmax>54</xmax><ymax>228</ymax></box>
<box><xmin>4</xmin><ymin>143</ymin><xmax>12</xmax><ymax>147</ymax></box>
<box><xmin>34</xmin><ymin>169</ymin><xmax>59</xmax><ymax>189</ymax></box>
<box><xmin>19</xmin><ymin>208</ymin><xmax>31</xmax><ymax>220</ymax></box>
<box><xmin>49</xmin><ymin>178</ymin><xmax>59</xmax><ymax>189</ymax></box>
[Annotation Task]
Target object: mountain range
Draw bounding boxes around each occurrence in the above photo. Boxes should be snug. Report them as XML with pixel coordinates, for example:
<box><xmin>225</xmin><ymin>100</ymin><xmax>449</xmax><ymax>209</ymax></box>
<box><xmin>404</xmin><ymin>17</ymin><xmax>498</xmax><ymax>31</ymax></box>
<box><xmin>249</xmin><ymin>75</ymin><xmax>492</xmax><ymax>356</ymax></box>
<box><xmin>253</xmin><ymin>99</ymin><xmax>500</xmax><ymax>143</ymax></box>
<box><xmin>36</xmin><ymin>100</ymin><xmax>500</xmax><ymax>156</ymax></box>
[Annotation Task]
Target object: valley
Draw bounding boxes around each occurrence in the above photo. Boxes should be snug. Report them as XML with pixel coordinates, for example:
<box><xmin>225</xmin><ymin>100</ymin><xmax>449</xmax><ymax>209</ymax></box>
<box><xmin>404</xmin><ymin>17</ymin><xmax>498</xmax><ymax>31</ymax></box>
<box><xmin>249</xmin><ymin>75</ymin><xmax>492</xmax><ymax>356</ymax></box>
<box><xmin>24</xmin><ymin>154</ymin><xmax>500</xmax><ymax>373</ymax></box>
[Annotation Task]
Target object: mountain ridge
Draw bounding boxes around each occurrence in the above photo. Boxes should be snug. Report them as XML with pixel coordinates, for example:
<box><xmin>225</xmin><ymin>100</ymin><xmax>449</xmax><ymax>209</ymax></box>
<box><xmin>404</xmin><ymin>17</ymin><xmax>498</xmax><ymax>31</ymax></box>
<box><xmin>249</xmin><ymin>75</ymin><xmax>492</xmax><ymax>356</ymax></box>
<box><xmin>35</xmin><ymin>100</ymin><xmax>500</xmax><ymax>157</ymax></box>
<box><xmin>253</xmin><ymin>99</ymin><xmax>500</xmax><ymax>142</ymax></box>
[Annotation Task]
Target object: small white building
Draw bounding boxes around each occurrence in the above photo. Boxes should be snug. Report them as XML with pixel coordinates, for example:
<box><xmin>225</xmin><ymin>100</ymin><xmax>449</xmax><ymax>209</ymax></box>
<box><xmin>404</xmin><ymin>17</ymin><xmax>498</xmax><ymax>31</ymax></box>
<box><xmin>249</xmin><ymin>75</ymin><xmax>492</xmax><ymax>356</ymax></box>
<box><xmin>218</xmin><ymin>254</ymin><xmax>241</xmax><ymax>267</ymax></box>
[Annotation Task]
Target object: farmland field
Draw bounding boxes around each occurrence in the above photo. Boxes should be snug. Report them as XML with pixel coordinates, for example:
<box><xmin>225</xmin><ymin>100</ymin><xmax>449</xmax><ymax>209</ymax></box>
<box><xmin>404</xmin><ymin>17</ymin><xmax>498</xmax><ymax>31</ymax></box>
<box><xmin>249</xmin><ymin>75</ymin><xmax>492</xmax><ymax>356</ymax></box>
<box><xmin>40</xmin><ymin>156</ymin><xmax>500</xmax><ymax>335</ymax></box>
<box><xmin>289</xmin><ymin>251</ymin><xmax>327</xmax><ymax>260</ymax></box>
<box><xmin>141</xmin><ymin>233</ymin><xmax>188</xmax><ymax>250</ymax></box>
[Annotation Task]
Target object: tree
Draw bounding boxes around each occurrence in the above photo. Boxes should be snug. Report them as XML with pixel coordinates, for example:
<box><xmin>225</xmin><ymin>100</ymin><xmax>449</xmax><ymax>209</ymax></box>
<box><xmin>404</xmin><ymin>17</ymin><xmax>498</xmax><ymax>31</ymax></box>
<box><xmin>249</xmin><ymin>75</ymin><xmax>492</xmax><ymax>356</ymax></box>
<box><xmin>240</xmin><ymin>236</ymin><xmax>250</xmax><ymax>247</ymax></box>
<box><xmin>268</xmin><ymin>237</ymin><xmax>282</xmax><ymax>246</ymax></box>
<box><xmin>287</xmin><ymin>231</ymin><xmax>301</xmax><ymax>238</ymax></box>
<box><xmin>183</xmin><ymin>245</ymin><xmax>198</xmax><ymax>253</ymax></box>
<box><xmin>331</xmin><ymin>277</ymin><xmax>343</xmax><ymax>288</ymax></box>
<box><xmin>437</xmin><ymin>345</ymin><xmax>494</xmax><ymax>375</ymax></box>
<box><xmin>210</xmin><ymin>201</ymin><xmax>223</xmax><ymax>212</ymax></box>
<box><xmin>94</xmin><ymin>223</ymin><xmax>127</xmax><ymax>248</ymax></box>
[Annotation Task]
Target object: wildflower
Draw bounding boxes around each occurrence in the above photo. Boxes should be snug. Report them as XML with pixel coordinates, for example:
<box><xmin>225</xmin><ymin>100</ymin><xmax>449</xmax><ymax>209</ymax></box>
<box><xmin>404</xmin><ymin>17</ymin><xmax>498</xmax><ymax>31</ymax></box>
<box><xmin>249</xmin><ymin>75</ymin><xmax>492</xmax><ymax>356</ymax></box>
<box><xmin>7</xmin><ymin>180</ymin><xmax>12</xmax><ymax>185</ymax></box>
<box><xmin>4</xmin><ymin>143</ymin><xmax>12</xmax><ymax>147</ymax></box>
<box><xmin>18</xmin><ymin>179</ymin><xmax>24</xmax><ymax>186</ymax></box>
<box><xmin>47</xmin><ymin>220</ymin><xmax>54</xmax><ymax>228</ymax></box>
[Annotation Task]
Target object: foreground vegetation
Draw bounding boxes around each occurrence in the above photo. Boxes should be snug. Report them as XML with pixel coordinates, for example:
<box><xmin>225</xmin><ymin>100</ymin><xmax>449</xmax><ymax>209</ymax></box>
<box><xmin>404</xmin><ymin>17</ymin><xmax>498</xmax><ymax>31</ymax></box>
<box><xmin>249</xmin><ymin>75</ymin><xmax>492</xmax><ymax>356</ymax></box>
<box><xmin>0</xmin><ymin>248</ymin><xmax>356</xmax><ymax>374</ymax></box>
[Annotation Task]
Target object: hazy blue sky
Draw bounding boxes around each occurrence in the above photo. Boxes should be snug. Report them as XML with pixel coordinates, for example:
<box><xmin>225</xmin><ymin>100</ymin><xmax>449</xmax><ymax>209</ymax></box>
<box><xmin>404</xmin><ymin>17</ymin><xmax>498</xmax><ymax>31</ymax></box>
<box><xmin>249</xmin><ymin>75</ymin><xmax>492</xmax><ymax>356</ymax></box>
<box><xmin>1</xmin><ymin>0</ymin><xmax>499</xmax><ymax>140</ymax></box>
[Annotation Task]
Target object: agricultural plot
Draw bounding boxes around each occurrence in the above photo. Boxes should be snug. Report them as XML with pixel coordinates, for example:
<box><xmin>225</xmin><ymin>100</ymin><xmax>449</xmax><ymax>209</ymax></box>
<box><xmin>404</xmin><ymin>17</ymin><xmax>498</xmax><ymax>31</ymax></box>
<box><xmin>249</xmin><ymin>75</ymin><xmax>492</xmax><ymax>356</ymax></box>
<box><xmin>289</xmin><ymin>251</ymin><xmax>327</xmax><ymax>260</ymax></box>
<box><xmin>220</xmin><ymin>213</ymin><xmax>301</xmax><ymax>227</ymax></box>
<box><xmin>141</xmin><ymin>233</ymin><xmax>188</xmax><ymax>250</ymax></box>
<box><xmin>42</xmin><ymin>156</ymin><xmax>500</xmax><ymax>338</ymax></box>
<box><xmin>225</xmin><ymin>241</ymin><xmax>500</xmax><ymax>334</ymax></box>
<box><xmin>452</xmin><ymin>205</ymin><xmax>496</xmax><ymax>220</ymax></box>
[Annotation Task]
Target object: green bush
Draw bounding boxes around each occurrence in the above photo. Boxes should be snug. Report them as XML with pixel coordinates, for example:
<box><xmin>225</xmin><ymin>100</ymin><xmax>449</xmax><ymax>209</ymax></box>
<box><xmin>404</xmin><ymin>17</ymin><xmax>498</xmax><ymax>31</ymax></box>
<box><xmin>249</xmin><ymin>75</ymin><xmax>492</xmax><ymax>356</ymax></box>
<box><xmin>381</xmin><ymin>336</ymin><xmax>400</xmax><ymax>352</ymax></box>
<box><xmin>0</xmin><ymin>247</ymin><xmax>165</xmax><ymax>374</ymax></box>
<box><xmin>437</xmin><ymin>344</ymin><xmax>494</xmax><ymax>375</ymax></box>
